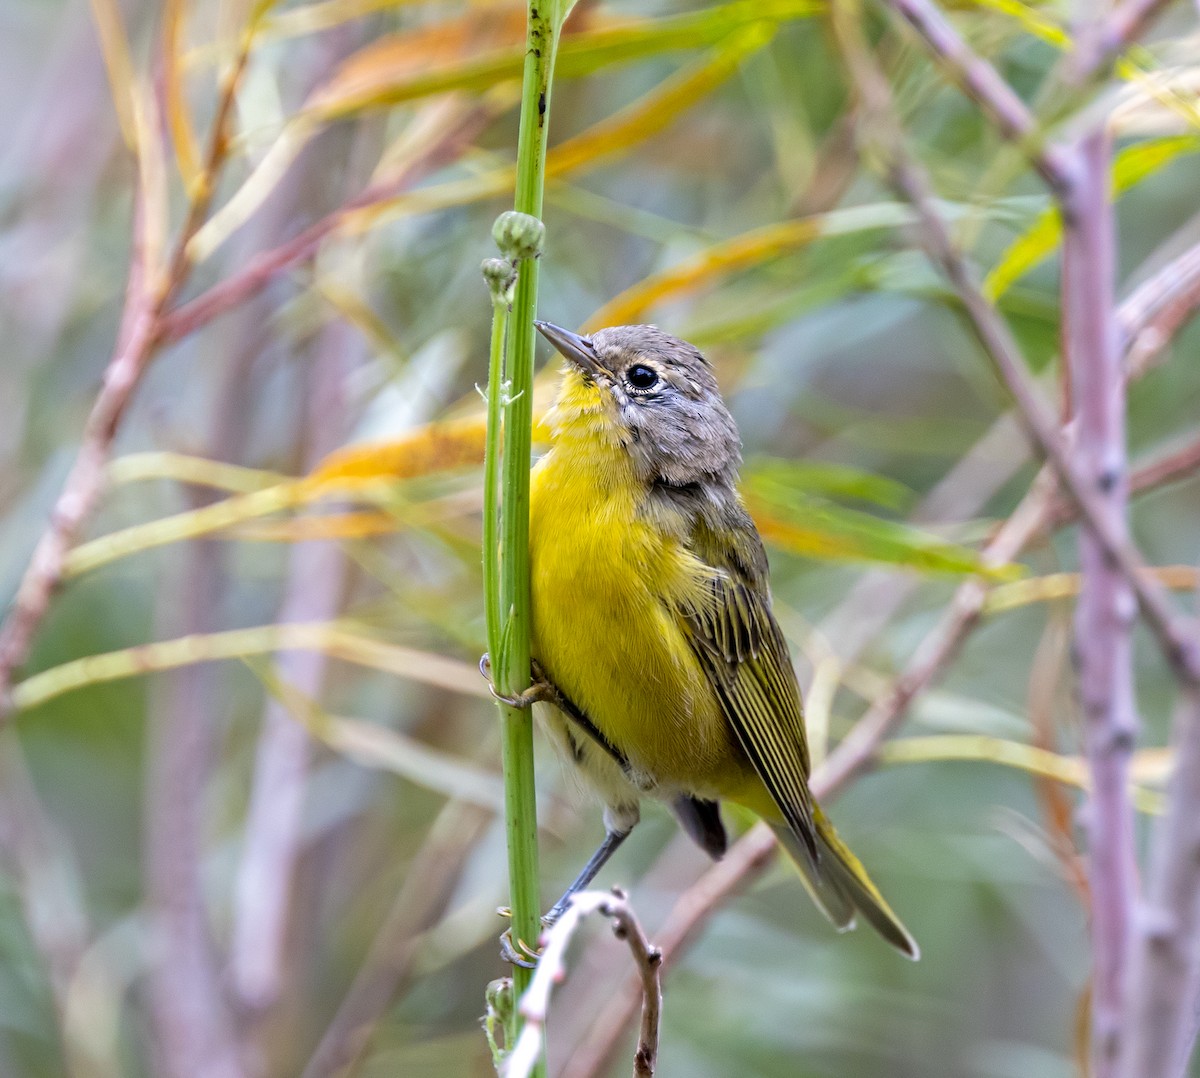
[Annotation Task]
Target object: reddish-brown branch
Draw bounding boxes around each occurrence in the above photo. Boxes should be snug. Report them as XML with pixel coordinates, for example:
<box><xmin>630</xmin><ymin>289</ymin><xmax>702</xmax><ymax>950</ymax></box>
<box><xmin>157</xmin><ymin>102</ymin><xmax>495</xmax><ymax>347</ymax></box>
<box><xmin>1045</xmin><ymin>431</ymin><xmax>1200</xmax><ymax>532</ymax></box>
<box><xmin>0</xmin><ymin>295</ymin><xmax>159</xmax><ymax>706</ymax></box>
<box><xmin>1129</xmin><ymin>436</ymin><xmax>1200</xmax><ymax>497</ymax></box>
<box><xmin>0</xmin><ymin>21</ymin><xmax>255</xmax><ymax>718</ymax></box>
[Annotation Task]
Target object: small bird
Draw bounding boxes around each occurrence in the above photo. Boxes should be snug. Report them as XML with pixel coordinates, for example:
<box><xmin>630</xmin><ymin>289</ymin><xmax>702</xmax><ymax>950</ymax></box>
<box><xmin>520</xmin><ymin>320</ymin><xmax>917</xmax><ymax>959</ymax></box>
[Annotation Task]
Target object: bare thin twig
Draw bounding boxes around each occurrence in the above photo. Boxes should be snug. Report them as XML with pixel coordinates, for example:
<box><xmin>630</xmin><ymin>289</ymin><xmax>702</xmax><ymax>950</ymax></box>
<box><xmin>507</xmin><ymin>890</ymin><xmax>662</xmax><ymax>1078</ymax></box>
<box><xmin>1043</xmin><ymin>431</ymin><xmax>1200</xmax><ymax>534</ymax></box>
<box><xmin>1121</xmin><ymin>239</ymin><xmax>1200</xmax><ymax>380</ymax></box>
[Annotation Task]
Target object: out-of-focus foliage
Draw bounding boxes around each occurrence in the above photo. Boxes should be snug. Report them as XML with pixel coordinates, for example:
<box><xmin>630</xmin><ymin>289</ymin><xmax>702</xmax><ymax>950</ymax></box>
<box><xmin>1</xmin><ymin>0</ymin><xmax>1199</xmax><ymax>1075</ymax></box>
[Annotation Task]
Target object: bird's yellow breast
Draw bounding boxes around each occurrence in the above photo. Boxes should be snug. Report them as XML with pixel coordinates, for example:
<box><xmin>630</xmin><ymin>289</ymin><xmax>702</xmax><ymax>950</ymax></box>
<box><xmin>528</xmin><ymin>390</ymin><xmax>744</xmax><ymax>800</ymax></box>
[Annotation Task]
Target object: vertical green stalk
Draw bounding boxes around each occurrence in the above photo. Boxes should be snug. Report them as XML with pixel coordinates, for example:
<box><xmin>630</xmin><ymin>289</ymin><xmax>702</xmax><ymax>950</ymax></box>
<box><xmin>481</xmin><ymin>264</ymin><xmax>513</xmax><ymax>654</ymax></box>
<box><xmin>483</xmin><ymin>0</ymin><xmax>573</xmax><ymax>1064</ymax></box>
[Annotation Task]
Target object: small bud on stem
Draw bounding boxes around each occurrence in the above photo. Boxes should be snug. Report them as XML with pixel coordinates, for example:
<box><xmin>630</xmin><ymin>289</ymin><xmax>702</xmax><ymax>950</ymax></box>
<box><xmin>481</xmin><ymin>257</ymin><xmax>517</xmax><ymax>306</ymax></box>
<box><xmin>492</xmin><ymin>211</ymin><xmax>545</xmax><ymax>262</ymax></box>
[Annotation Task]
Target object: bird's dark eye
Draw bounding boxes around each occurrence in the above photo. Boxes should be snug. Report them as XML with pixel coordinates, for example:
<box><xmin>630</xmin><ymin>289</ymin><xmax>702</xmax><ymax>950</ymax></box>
<box><xmin>627</xmin><ymin>364</ymin><xmax>658</xmax><ymax>391</ymax></box>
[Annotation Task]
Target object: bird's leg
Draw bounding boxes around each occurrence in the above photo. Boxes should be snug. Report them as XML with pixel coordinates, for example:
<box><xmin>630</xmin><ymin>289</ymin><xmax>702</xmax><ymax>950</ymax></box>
<box><xmin>544</xmin><ymin>803</ymin><xmax>640</xmax><ymax>926</ymax></box>
<box><xmin>543</xmin><ymin>827</ymin><xmax>632</xmax><ymax>926</ymax></box>
<box><xmin>496</xmin><ymin>824</ymin><xmax>634</xmax><ymax>968</ymax></box>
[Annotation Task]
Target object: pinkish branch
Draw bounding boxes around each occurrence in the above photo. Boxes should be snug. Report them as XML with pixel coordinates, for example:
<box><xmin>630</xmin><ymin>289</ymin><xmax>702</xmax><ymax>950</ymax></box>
<box><xmin>1121</xmin><ymin>239</ymin><xmax>1200</xmax><ymax>380</ymax></box>
<box><xmin>1119</xmin><ymin>677</ymin><xmax>1200</xmax><ymax>1077</ymax></box>
<box><xmin>1075</xmin><ymin>0</ymin><xmax>1181</xmax><ymax>81</ymax></box>
<box><xmin>1062</xmin><ymin>127</ymin><xmax>1138</xmax><ymax>1077</ymax></box>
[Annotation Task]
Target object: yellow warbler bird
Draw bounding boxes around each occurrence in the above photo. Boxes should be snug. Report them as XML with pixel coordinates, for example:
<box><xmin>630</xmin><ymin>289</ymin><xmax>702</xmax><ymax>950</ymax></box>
<box><xmin>519</xmin><ymin>320</ymin><xmax>917</xmax><ymax>959</ymax></box>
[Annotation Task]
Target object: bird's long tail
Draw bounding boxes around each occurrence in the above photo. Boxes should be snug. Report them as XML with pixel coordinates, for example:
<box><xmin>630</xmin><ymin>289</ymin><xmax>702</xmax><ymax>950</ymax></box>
<box><xmin>770</xmin><ymin>807</ymin><xmax>919</xmax><ymax>960</ymax></box>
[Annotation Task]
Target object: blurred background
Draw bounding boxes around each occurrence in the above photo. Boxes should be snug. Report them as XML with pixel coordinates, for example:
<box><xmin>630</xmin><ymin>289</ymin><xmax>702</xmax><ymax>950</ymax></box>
<box><xmin>1</xmin><ymin>0</ymin><xmax>1199</xmax><ymax>1074</ymax></box>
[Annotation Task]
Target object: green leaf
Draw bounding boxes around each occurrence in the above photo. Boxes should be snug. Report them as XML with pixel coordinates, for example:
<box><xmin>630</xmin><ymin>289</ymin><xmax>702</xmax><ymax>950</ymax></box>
<box><xmin>745</xmin><ymin>457</ymin><xmax>915</xmax><ymax>511</ymax></box>
<box><xmin>745</xmin><ymin>478</ymin><xmax>1017</xmax><ymax>578</ymax></box>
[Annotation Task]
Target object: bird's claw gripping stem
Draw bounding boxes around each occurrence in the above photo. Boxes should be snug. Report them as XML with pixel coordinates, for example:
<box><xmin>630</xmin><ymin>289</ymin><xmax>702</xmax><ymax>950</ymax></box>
<box><xmin>480</xmin><ymin>654</ymin><xmax>561</xmax><ymax>709</ymax></box>
<box><xmin>496</xmin><ymin>907</ymin><xmax>543</xmax><ymax>969</ymax></box>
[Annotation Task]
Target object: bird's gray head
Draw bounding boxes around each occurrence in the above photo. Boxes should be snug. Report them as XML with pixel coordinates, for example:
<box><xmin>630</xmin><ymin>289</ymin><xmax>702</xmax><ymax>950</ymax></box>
<box><xmin>536</xmin><ymin>321</ymin><xmax>741</xmax><ymax>490</ymax></box>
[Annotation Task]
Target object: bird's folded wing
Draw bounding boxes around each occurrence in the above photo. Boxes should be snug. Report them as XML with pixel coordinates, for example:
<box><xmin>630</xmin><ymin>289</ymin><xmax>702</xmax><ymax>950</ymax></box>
<box><xmin>678</xmin><ymin>568</ymin><xmax>817</xmax><ymax>858</ymax></box>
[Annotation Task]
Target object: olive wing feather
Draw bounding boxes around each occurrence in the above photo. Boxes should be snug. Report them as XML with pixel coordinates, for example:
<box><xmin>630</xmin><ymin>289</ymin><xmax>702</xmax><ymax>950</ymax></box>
<box><xmin>677</xmin><ymin>522</ymin><xmax>818</xmax><ymax>859</ymax></box>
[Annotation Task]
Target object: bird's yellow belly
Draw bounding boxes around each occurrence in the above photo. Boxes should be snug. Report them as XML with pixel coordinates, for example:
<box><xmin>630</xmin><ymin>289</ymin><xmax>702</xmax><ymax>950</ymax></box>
<box><xmin>529</xmin><ymin>459</ymin><xmax>744</xmax><ymax>801</ymax></box>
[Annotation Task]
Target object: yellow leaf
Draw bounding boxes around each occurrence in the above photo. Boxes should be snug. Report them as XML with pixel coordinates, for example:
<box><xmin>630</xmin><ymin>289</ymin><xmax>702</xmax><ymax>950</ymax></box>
<box><xmin>85</xmin><ymin>0</ymin><xmax>138</xmax><ymax>148</ymax></box>
<box><xmin>107</xmin><ymin>452</ymin><xmax>288</xmax><ymax>493</ymax></box>
<box><xmin>187</xmin><ymin>115</ymin><xmax>320</xmax><ymax>263</ymax></box>
<box><xmin>968</xmin><ymin>0</ymin><xmax>1068</xmax><ymax>48</ymax></box>
<box><xmin>984</xmin><ymin>566</ymin><xmax>1200</xmax><ymax>614</ymax></box>
<box><xmin>306</xmin><ymin>4</ymin><xmax>528</xmax><ymax>121</ymax></box>
<box><xmin>878</xmin><ymin>735</ymin><xmax>1165</xmax><ymax>814</ymax></box>
<box><xmin>233</xmin><ymin>511</ymin><xmax>400</xmax><ymax>542</ymax></box>
<box><xmin>263</xmin><ymin>0</ymin><xmax>434</xmax><ymax>41</ymax></box>
<box><xmin>307</xmin><ymin>403</ymin><xmax>558</xmax><ymax>491</ymax></box>
<box><xmin>308</xmin><ymin>416</ymin><xmax>491</xmax><ymax>490</ymax></box>
<box><xmin>71</xmin><ymin>405</ymin><xmax>559</xmax><ymax>578</ymax></box>
<box><xmin>544</xmin><ymin>24</ymin><xmax>773</xmax><ymax>179</ymax></box>
<box><xmin>10</xmin><ymin>623</ymin><xmax>488</xmax><ymax>713</ymax></box>
<box><xmin>162</xmin><ymin>0</ymin><xmax>204</xmax><ymax>198</ymax></box>
<box><xmin>982</xmin><ymin>206</ymin><xmax>1060</xmax><ymax>301</ymax></box>
<box><xmin>307</xmin><ymin>0</ymin><xmax>814</xmax><ymax>124</ymax></box>
<box><xmin>249</xmin><ymin>659</ymin><xmax>506</xmax><ymax>808</ymax></box>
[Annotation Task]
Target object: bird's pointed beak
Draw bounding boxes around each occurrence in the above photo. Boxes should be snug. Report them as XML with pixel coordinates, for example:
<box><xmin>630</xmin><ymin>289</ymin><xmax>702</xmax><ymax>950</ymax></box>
<box><xmin>535</xmin><ymin>320</ymin><xmax>602</xmax><ymax>377</ymax></box>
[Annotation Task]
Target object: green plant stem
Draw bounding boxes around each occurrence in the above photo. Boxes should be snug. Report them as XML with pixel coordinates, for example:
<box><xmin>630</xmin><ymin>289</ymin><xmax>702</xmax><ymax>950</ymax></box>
<box><xmin>490</xmin><ymin>0</ymin><xmax>568</xmax><ymax>1064</ymax></box>
<box><xmin>483</xmin><ymin>295</ymin><xmax>508</xmax><ymax>651</ymax></box>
